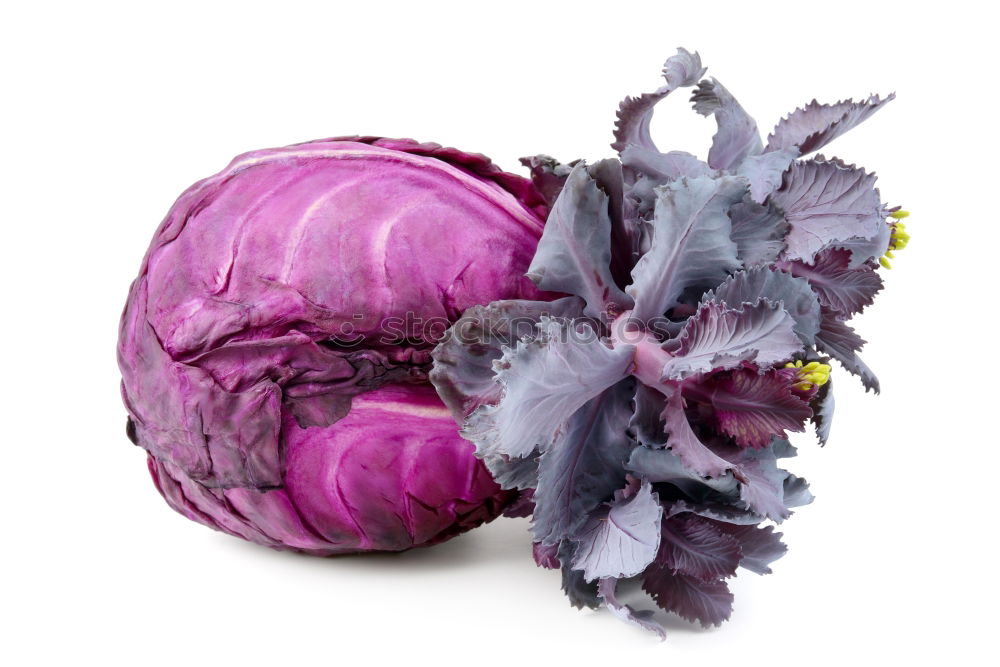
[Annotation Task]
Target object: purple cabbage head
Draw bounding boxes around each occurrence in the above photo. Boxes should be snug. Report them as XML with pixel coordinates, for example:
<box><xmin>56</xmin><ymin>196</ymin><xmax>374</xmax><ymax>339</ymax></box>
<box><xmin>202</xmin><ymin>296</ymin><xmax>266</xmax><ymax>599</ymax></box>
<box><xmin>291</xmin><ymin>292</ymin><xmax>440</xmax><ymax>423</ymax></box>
<box><xmin>118</xmin><ymin>136</ymin><xmax>550</xmax><ymax>554</ymax></box>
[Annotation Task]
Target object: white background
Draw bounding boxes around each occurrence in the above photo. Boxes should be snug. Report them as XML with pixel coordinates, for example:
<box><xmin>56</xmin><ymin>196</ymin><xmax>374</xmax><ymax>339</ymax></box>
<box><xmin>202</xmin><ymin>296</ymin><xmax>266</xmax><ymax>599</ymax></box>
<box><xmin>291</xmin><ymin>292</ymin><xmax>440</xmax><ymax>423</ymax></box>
<box><xmin>2</xmin><ymin>1</ymin><xmax>995</xmax><ymax>664</ymax></box>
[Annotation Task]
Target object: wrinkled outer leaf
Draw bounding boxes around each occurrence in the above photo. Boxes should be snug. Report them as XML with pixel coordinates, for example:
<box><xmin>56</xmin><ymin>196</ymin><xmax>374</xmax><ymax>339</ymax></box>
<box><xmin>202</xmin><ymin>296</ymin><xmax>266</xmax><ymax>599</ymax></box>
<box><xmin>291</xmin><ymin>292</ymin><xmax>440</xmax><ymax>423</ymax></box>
<box><xmin>462</xmin><ymin>318</ymin><xmax>634</xmax><ymax>459</ymax></box>
<box><xmin>662</xmin><ymin>301</ymin><xmax>803</xmax><ymax>380</ymax></box>
<box><xmin>430</xmin><ymin>297</ymin><xmax>584</xmax><ymax>422</ymax></box>
<box><xmin>572</xmin><ymin>482</ymin><xmax>663</xmax><ymax>581</ymax></box>
<box><xmin>766</xmin><ymin>94</ymin><xmax>895</xmax><ymax>155</ymax></box>
<box><xmin>598</xmin><ymin>577</ymin><xmax>666</xmax><ymax>640</ymax></box>
<box><xmin>628</xmin><ymin>175</ymin><xmax>746</xmax><ymax>320</ymax></box>
<box><xmin>691</xmin><ymin>78</ymin><xmax>763</xmax><ymax>170</ymax></box>
<box><xmin>815</xmin><ymin>311</ymin><xmax>880</xmax><ymax>393</ymax></box>
<box><xmin>777</xmin><ymin>247</ymin><xmax>883</xmax><ymax>317</ymax></box>
<box><xmin>703</xmin><ymin>267</ymin><xmax>821</xmax><ymax>344</ymax></box>
<box><xmin>728</xmin><ymin>196</ymin><xmax>789</xmax><ymax>266</ymax></box>
<box><xmin>642</xmin><ymin>569</ymin><xmax>734</xmax><ymax>627</ymax></box>
<box><xmin>532</xmin><ymin>380</ymin><xmax>637</xmax><ymax>545</ymax></box>
<box><xmin>772</xmin><ymin>157</ymin><xmax>885</xmax><ymax>262</ymax></box>
<box><xmin>657</xmin><ymin>514</ymin><xmax>741</xmax><ymax>581</ymax></box>
<box><xmin>527</xmin><ymin>164</ymin><xmax>633</xmax><ymax>317</ymax></box>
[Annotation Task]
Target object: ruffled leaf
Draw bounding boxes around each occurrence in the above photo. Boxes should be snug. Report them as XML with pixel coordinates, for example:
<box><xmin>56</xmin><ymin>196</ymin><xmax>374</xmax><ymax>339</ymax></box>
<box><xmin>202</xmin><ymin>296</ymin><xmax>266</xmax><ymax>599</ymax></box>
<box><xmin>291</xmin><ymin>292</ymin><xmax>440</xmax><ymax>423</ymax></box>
<box><xmin>571</xmin><ymin>481</ymin><xmax>663</xmax><ymax>581</ymax></box>
<box><xmin>641</xmin><ymin>569</ymin><xmax>734</xmax><ymax>628</ymax></box>
<box><xmin>691</xmin><ymin>78</ymin><xmax>763</xmax><ymax>170</ymax></box>
<box><xmin>430</xmin><ymin>297</ymin><xmax>585</xmax><ymax>422</ymax></box>
<box><xmin>533</xmin><ymin>540</ymin><xmax>561</xmax><ymax>569</ymax></box>
<box><xmin>587</xmin><ymin>158</ymin><xmax>642</xmax><ymax>289</ymax></box>
<box><xmin>728</xmin><ymin>196</ymin><xmax>789</xmax><ymax>266</ymax></box>
<box><xmin>766</xmin><ymin>93</ymin><xmax>895</xmax><ymax>155</ymax></box>
<box><xmin>686</xmin><ymin>366</ymin><xmax>814</xmax><ymax>449</ymax></box>
<box><xmin>559</xmin><ymin>541</ymin><xmax>601</xmax><ymax>609</ymax></box>
<box><xmin>736</xmin><ymin>148</ymin><xmax>798</xmax><ymax>203</ymax></box>
<box><xmin>627</xmin><ymin>445</ymin><xmax>739</xmax><ymax>498</ymax></box>
<box><xmin>612</xmin><ymin>92</ymin><xmax>669</xmax><ymax>153</ymax></box>
<box><xmin>518</xmin><ymin>154</ymin><xmax>578</xmax><ymax>207</ymax></box>
<box><xmin>502</xmin><ymin>490</ymin><xmax>536</xmax><ymax>518</ymax></box>
<box><xmin>661</xmin><ymin>390</ymin><xmax>735</xmax><ymax>479</ymax></box>
<box><xmin>527</xmin><ymin>164</ymin><xmax>633</xmax><ymax>317</ymax></box>
<box><xmin>736</xmin><ymin>458</ymin><xmax>792</xmax><ymax>521</ymax></box>
<box><xmin>662</xmin><ymin>47</ymin><xmax>707</xmax><ymax>89</ymax></box>
<box><xmin>661</xmin><ymin>300</ymin><xmax>803</xmax><ymax>380</ymax></box>
<box><xmin>733</xmin><ymin>444</ymin><xmax>813</xmax><ymax>521</ymax></box>
<box><xmin>532</xmin><ymin>380</ymin><xmax>637</xmax><ymax>545</ymax></box>
<box><xmin>657</xmin><ymin>514</ymin><xmax>742</xmax><ymax>581</ymax></box>
<box><xmin>772</xmin><ymin>157</ymin><xmax>885</xmax><ymax>263</ymax></box>
<box><xmin>620</xmin><ymin>147</ymin><xmax>715</xmax><ymax>182</ymax></box>
<box><xmin>628</xmin><ymin>175</ymin><xmax>746</xmax><ymax>320</ymax></box>
<box><xmin>612</xmin><ymin>48</ymin><xmax>705</xmax><ymax>152</ymax></box>
<box><xmin>667</xmin><ymin>499</ymin><xmax>763</xmax><ymax>526</ymax></box>
<box><xmin>597</xmin><ymin>577</ymin><xmax>666</xmax><ymax>639</ymax></box>
<box><xmin>620</xmin><ymin>148</ymin><xmax>715</xmax><ymax>219</ymax></box>
<box><xmin>702</xmin><ymin>266</ymin><xmax>821</xmax><ymax>344</ymax></box>
<box><xmin>783</xmin><ymin>472</ymin><xmax>814</xmax><ymax>508</ymax></box>
<box><xmin>462</xmin><ymin>318</ymin><xmax>634</xmax><ymax>459</ymax></box>
<box><xmin>833</xmin><ymin>221</ymin><xmax>892</xmax><ymax>268</ymax></box>
<box><xmin>483</xmin><ymin>451</ymin><xmax>539</xmax><ymax>491</ymax></box>
<box><xmin>815</xmin><ymin>310</ymin><xmax>880</xmax><ymax>393</ymax></box>
<box><xmin>705</xmin><ymin>521</ymin><xmax>787</xmax><ymax>575</ymax></box>
<box><xmin>629</xmin><ymin>383</ymin><xmax>668</xmax><ymax>448</ymax></box>
<box><xmin>811</xmin><ymin>377</ymin><xmax>835</xmax><ymax>444</ymax></box>
<box><xmin>778</xmin><ymin>247</ymin><xmax>883</xmax><ymax>316</ymax></box>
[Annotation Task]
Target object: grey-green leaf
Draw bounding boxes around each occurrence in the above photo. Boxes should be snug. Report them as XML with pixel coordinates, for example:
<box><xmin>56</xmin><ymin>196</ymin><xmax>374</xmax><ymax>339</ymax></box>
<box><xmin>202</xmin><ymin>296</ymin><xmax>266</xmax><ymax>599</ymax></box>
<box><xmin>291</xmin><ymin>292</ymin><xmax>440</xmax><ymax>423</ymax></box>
<box><xmin>691</xmin><ymin>78</ymin><xmax>763</xmax><ymax>170</ymax></box>
<box><xmin>430</xmin><ymin>297</ymin><xmax>585</xmax><ymax>422</ymax></box>
<box><xmin>531</xmin><ymin>380</ymin><xmax>637</xmax><ymax>546</ymax></box>
<box><xmin>627</xmin><ymin>175</ymin><xmax>746</xmax><ymax>321</ymax></box>
<box><xmin>702</xmin><ymin>267</ymin><xmax>821</xmax><ymax>345</ymax></box>
<box><xmin>766</xmin><ymin>94</ymin><xmax>895</xmax><ymax>156</ymax></box>
<box><xmin>728</xmin><ymin>196</ymin><xmax>789</xmax><ymax>266</ymax></box>
<box><xmin>526</xmin><ymin>164</ymin><xmax>633</xmax><ymax>317</ymax></box>
<box><xmin>571</xmin><ymin>481</ymin><xmax>663</xmax><ymax>581</ymax></box>
<box><xmin>771</xmin><ymin>157</ymin><xmax>885</xmax><ymax>263</ymax></box>
<box><xmin>462</xmin><ymin>318</ymin><xmax>634</xmax><ymax>460</ymax></box>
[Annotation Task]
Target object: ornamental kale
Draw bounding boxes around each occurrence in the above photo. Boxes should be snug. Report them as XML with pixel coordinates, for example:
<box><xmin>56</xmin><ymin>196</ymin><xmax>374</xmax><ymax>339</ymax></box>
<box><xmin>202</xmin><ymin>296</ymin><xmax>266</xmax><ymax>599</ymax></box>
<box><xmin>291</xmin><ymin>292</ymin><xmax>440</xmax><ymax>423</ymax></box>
<box><xmin>430</xmin><ymin>49</ymin><xmax>906</xmax><ymax>636</ymax></box>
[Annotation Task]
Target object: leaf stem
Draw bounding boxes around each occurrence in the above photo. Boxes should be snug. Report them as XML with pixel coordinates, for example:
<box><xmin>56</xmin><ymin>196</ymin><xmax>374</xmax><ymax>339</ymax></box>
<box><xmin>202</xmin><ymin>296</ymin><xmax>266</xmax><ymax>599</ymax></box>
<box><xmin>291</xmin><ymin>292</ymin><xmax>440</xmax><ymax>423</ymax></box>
<box><xmin>609</xmin><ymin>311</ymin><xmax>675</xmax><ymax>396</ymax></box>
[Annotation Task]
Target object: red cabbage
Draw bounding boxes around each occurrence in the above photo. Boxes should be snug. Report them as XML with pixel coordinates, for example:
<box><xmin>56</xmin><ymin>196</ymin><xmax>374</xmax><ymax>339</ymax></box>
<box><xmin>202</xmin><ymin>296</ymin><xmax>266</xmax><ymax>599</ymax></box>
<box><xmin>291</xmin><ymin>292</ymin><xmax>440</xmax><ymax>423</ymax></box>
<box><xmin>119</xmin><ymin>136</ymin><xmax>550</xmax><ymax>554</ymax></box>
